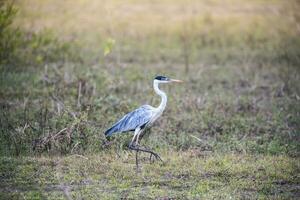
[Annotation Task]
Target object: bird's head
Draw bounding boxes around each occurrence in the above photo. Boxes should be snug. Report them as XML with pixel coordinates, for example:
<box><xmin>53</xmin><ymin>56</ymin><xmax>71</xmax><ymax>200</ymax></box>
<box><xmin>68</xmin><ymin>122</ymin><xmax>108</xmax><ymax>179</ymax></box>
<box><xmin>154</xmin><ymin>75</ymin><xmax>183</xmax><ymax>84</ymax></box>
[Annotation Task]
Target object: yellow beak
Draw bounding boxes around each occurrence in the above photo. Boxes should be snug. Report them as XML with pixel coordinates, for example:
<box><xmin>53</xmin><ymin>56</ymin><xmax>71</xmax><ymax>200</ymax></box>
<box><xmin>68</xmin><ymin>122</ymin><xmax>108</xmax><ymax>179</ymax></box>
<box><xmin>170</xmin><ymin>79</ymin><xmax>184</xmax><ymax>83</ymax></box>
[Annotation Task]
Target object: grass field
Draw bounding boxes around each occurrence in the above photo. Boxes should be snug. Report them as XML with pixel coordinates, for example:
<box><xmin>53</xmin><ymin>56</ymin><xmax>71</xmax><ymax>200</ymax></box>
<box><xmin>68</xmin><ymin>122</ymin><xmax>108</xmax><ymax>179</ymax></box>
<box><xmin>0</xmin><ymin>0</ymin><xmax>300</xmax><ymax>199</ymax></box>
<box><xmin>1</xmin><ymin>152</ymin><xmax>299</xmax><ymax>199</ymax></box>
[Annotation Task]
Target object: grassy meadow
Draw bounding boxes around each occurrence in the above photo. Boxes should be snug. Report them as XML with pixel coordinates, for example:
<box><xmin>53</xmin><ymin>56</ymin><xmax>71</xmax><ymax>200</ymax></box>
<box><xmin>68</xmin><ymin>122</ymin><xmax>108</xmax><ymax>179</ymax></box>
<box><xmin>0</xmin><ymin>0</ymin><xmax>299</xmax><ymax>199</ymax></box>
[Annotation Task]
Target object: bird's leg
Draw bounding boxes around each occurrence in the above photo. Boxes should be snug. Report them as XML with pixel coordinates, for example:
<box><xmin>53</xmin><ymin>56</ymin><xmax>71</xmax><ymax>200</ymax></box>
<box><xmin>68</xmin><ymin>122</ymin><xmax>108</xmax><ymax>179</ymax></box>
<box><xmin>129</xmin><ymin>144</ymin><xmax>163</xmax><ymax>162</ymax></box>
<box><xmin>143</xmin><ymin>146</ymin><xmax>162</xmax><ymax>163</ymax></box>
<box><xmin>130</xmin><ymin>129</ymin><xmax>139</xmax><ymax>147</ymax></box>
<box><xmin>135</xmin><ymin>131</ymin><xmax>140</xmax><ymax>170</ymax></box>
<box><xmin>130</xmin><ymin>128</ymin><xmax>141</xmax><ymax>171</ymax></box>
<box><xmin>135</xmin><ymin>148</ymin><xmax>139</xmax><ymax>171</ymax></box>
<box><xmin>128</xmin><ymin>143</ymin><xmax>141</xmax><ymax>172</ymax></box>
<box><xmin>129</xmin><ymin>128</ymin><xmax>162</xmax><ymax>171</ymax></box>
<box><xmin>135</xmin><ymin>131</ymin><xmax>163</xmax><ymax>162</ymax></box>
<box><xmin>149</xmin><ymin>154</ymin><xmax>153</xmax><ymax>164</ymax></box>
<box><xmin>135</xmin><ymin>131</ymin><xmax>141</xmax><ymax>146</ymax></box>
<box><xmin>142</xmin><ymin>146</ymin><xmax>163</xmax><ymax>162</ymax></box>
<box><xmin>135</xmin><ymin>129</ymin><xmax>162</xmax><ymax>163</ymax></box>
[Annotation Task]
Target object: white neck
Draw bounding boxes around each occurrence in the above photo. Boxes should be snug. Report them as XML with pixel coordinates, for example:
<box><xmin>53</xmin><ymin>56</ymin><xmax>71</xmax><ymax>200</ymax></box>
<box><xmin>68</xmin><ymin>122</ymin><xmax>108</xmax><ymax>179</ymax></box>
<box><xmin>153</xmin><ymin>80</ymin><xmax>167</xmax><ymax>112</ymax></box>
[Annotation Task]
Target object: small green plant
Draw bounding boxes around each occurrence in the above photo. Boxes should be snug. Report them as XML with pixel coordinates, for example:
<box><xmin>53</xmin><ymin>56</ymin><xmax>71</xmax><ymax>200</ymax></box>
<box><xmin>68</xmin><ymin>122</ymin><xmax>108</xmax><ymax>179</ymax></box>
<box><xmin>0</xmin><ymin>2</ymin><xmax>19</xmax><ymax>65</ymax></box>
<box><xmin>103</xmin><ymin>38</ymin><xmax>115</xmax><ymax>57</ymax></box>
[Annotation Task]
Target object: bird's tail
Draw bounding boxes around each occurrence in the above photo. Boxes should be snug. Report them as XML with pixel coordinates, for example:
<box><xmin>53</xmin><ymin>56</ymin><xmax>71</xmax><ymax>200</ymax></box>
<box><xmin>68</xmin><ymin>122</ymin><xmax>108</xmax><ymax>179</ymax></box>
<box><xmin>104</xmin><ymin>125</ymin><xmax>118</xmax><ymax>137</ymax></box>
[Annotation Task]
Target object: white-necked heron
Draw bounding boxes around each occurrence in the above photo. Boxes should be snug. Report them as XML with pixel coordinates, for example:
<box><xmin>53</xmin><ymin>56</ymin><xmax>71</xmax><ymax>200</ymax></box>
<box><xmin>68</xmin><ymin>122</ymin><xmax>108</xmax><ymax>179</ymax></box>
<box><xmin>104</xmin><ymin>75</ymin><xmax>183</xmax><ymax>169</ymax></box>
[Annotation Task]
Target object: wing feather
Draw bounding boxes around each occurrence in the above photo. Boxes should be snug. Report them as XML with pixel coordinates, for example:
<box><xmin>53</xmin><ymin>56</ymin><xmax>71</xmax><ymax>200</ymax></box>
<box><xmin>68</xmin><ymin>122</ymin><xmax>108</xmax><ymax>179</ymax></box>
<box><xmin>104</xmin><ymin>105</ymin><xmax>153</xmax><ymax>137</ymax></box>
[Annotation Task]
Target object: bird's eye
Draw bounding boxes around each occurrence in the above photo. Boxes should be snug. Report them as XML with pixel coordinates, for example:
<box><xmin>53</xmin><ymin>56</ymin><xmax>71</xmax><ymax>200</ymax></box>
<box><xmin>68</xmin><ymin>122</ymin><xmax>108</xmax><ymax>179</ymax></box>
<box><xmin>154</xmin><ymin>75</ymin><xmax>170</xmax><ymax>81</ymax></box>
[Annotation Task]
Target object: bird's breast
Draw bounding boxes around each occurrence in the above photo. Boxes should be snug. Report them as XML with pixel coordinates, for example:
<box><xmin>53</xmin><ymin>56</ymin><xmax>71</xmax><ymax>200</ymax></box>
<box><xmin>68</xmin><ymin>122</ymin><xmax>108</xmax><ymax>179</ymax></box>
<box><xmin>148</xmin><ymin>110</ymin><xmax>163</xmax><ymax>125</ymax></box>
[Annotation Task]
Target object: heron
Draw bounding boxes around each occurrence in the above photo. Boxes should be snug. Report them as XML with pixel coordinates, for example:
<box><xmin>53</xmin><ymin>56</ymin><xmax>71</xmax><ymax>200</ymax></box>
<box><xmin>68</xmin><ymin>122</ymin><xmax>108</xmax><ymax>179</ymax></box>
<box><xmin>104</xmin><ymin>75</ymin><xmax>183</xmax><ymax>169</ymax></box>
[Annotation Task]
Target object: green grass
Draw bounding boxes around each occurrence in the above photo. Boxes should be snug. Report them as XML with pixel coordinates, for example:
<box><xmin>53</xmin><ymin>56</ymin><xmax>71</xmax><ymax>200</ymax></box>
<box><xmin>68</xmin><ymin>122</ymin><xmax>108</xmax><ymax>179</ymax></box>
<box><xmin>1</xmin><ymin>61</ymin><xmax>298</xmax><ymax>156</ymax></box>
<box><xmin>0</xmin><ymin>152</ymin><xmax>299</xmax><ymax>199</ymax></box>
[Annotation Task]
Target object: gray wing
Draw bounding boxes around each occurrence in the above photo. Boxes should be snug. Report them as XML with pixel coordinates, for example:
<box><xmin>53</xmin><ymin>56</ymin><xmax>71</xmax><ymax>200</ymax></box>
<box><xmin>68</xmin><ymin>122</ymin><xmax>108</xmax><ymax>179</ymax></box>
<box><xmin>104</xmin><ymin>105</ymin><xmax>153</xmax><ymax>137</ymax></box>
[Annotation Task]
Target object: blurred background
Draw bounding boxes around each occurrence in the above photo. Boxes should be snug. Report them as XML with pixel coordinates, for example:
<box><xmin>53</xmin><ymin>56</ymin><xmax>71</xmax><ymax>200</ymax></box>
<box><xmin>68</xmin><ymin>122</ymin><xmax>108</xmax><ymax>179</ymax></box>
<box><xmin>1</xmin><ymin>0</ymin><xmax>300</xmax><ymax>199</ymax></box>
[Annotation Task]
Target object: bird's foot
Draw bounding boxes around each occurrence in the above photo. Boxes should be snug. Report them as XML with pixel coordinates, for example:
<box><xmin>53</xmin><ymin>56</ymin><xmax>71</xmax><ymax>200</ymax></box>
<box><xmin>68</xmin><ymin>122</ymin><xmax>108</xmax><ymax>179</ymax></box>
<box><xmin>149</xmin><ymin>152</ymin><xmax>163</xmax><ymax>163</ymax></box>
<box><xmin>140</xmin><ymin>146</ymin><xmax>163</xmax><ymax>163</ymax></box>
<box><xmin>129</xmin><ymin>143</ymin><xmax>140</xmax><ymax>149</ymax></box>
<box><xmin>129</xmin><ymin>144</ymin><xmax>163</xmax><ymax>166</ymax></box>
<box><xmin>149</xmin><ymin>154</ymin><xmax>157</xmax><ymax>163</ymax></box>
